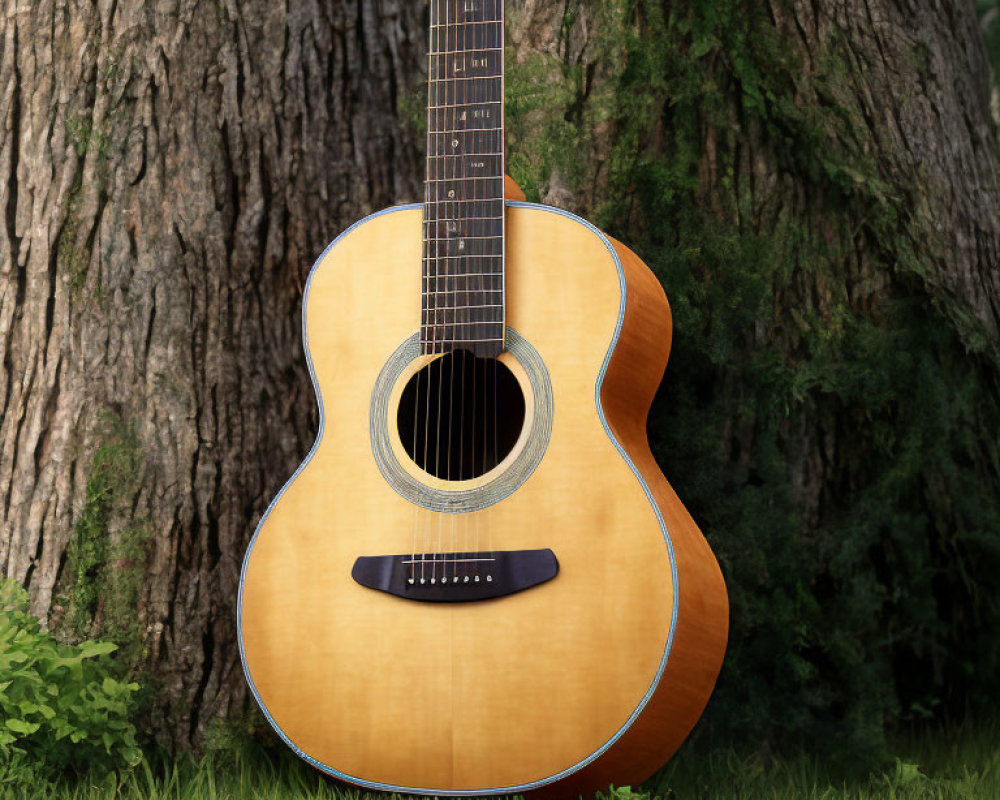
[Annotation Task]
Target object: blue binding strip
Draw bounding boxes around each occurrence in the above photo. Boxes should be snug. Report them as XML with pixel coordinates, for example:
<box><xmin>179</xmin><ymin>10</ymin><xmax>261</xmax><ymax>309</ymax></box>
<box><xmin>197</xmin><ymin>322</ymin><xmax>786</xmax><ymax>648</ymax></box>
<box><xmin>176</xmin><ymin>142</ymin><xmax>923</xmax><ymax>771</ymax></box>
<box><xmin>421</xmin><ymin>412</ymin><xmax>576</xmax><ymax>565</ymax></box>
<box><xmin>236</xmin><ymin>200</ymin><xmax>679</xmax><ymax>795</ymax></box>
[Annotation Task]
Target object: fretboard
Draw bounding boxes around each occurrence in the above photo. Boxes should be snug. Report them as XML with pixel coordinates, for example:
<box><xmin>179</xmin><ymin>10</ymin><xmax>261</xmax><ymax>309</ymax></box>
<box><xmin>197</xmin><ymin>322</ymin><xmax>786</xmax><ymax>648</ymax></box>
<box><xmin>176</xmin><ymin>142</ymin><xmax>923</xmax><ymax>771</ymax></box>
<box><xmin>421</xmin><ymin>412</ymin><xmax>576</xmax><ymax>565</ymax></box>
<box><xmin>421</xmin><ymin>0</ymin><xmax>504</xmax><ymax>358</ymax></box>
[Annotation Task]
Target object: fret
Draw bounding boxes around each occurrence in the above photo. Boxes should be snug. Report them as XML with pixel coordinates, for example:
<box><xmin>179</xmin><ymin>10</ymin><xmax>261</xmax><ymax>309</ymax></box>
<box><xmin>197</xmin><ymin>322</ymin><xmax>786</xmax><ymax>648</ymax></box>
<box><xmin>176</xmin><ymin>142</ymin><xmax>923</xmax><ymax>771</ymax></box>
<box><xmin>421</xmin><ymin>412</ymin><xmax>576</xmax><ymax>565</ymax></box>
<box><xmin>426</xmin><ymin>131</ymin><xmax>504</xmax><ymax>159</ymax></box>
<box><xmin>425</xmin><ymin>220</ymin><xmax>502</xmax><ymax>239</ymax></box>
<box><xmin>422</xmin><ymin>343</ymin><xmax>505</xmax><ymax>349</ymax></box>
<box><xmin>426</xmin><ymin>319</ymin><xmax>501</xmax><ymax>328</ymax></box>
<box><xmin>429</xmin><ymin>47</ymin><xmax>503</xmax><ymax>56</ymax></box>
<box><xmin>424</xmin><ymin>288</ymin><xmax>503</xmax><ymax>295</ymax></box>
<box><xmin>424</xmin><ymin>234</ymin><xmax>502</xmax><ymax>242</ymax></box>
<box><xmin>429</xmin><ymin>20</ymin><xmax>500</xmax><ymax>28</ymax></box>
<box><xmin>428</xmin><ymin>82</ymin><xmax>502</xmax><ymax>104</ymax></box>
<box><xmin>424</xmin><ymin>164</ymin><xmax>503</xmax><ymax>176</ymax></box>
<box><xmin>422</xmin><ymin>275</ymin><xmax>503</xmax><ymax>290</ymax></box>
<box><xmin>423</xmin><ymin>310</ymin><xmax>505</xmax><ymax>318</ymax></box>
<box><xmin>429</xmin><ymin>109</ymin><xmax>499</xmax><ymax>132</ymax></box>
<box><xmin>428</xmin><ymin>103</ymin><xmax>501</xmax><ymax>113</ymax></box>
<box><xmin>426</xmin><ymin>153</ymin><xmax>503</xmax><ymax>160</ymax></box>
<box><xmin>424</xmin><ymin>305</ymin><xmax>502</xmax><ymax>315</ymax></box>
<box><xmin>423</xmin><ymin>214</ymin><xmax>503</xmax><ymax>222</ymax></box>
<box><xmin>430</xmin><ymin>23</ymin><xmax>501</xmax><ymax>52</ymax></box>
<box><xmin>421</xmin><ymin>323</ymin><xmax>505</xmax><ymax>333</ymax></box>
<box><xmin>450</xmin><ymin>0</ymin><xmax>502</xmax><ymax>19</ymax></box>
<box><xmin>423</xmin><ymin>271</ymin><xmax>503</xmax><ymax>277</ymax></box>
<box><xmin>426</xmin><ymin>185</ymin><xmax>504</xmax><ymax>198</ymax></box>
<box><xmin>422</xmin><ymin>331</ymin><xmax>505</xmax><ymax>343</ymax></box>
<box><xmin>429</xmin><ymin>126</ymin><xmax>503</xmax><ymax>133</ymax></box>
<box><xmin>420</xmin><ymin>338</ymin><xmax>505</xmax><ymax>345</ymax></box>
<box><xmin>429</xmin><ymin>73</ymin><xmax>503</xmax><ymax>81</ymax></box>
<box><xmin>422</xmin><ymin>254</ymin><xmax>504</xmax><ymax>261</ymax></box>
<box><xmin>426</xmin><ymin>176</ymin><xmax>504</xmax><ymax>187</ymax></box>
<box><xmin>424</xmin><ymin>242</ymin><xmax>503</xmax><ymax>259</ymax></box>
<box><xmin>430</xmin><ymin>51</ymin><xmax>501</xmax><ymax>81</ymax></box>
<box><xmin>425</xmin><ymin>175</ymin><xmax>503</xmax><ymax>183</ymax></box>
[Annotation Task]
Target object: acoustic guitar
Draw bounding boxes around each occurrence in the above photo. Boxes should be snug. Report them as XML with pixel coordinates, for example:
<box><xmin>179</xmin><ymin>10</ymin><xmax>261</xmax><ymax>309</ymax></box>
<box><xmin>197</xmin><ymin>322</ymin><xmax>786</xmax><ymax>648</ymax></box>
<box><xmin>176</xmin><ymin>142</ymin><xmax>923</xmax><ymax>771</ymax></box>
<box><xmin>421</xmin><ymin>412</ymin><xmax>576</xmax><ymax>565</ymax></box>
<box><xmin>238</xmin><ymin>1</ymin><xmax>728</xmax><ymax>796</ymax></box>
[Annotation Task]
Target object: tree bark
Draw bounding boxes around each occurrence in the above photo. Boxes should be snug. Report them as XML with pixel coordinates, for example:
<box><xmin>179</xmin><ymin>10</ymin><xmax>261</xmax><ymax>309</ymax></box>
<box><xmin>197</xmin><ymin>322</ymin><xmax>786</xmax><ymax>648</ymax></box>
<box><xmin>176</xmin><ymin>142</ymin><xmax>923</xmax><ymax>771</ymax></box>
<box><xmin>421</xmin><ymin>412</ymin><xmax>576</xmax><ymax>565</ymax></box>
<box><xmin>1</xmin><ymin>0</ymin><xmax>424</xmax><ymax>748</ymax></box>
<box><xmin>505</xmin><ymin>0</ymin><xmax>1000</xmax><ymax>745</ymax></box>
<box><xmin>2</xmin><ymin>0</ymin><xmax>999</xmax><ymax>752</ymax></box>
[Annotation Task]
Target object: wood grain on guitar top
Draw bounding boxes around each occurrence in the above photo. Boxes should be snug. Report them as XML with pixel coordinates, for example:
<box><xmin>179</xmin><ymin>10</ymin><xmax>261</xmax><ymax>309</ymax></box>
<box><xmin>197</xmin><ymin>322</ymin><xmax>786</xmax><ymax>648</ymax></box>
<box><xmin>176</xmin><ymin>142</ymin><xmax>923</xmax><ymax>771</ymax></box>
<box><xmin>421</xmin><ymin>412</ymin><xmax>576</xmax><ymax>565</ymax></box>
<box><xmin>239</xmin><ymin>204</ymin><xmax>727</xmax><ymax>795</ymax></box>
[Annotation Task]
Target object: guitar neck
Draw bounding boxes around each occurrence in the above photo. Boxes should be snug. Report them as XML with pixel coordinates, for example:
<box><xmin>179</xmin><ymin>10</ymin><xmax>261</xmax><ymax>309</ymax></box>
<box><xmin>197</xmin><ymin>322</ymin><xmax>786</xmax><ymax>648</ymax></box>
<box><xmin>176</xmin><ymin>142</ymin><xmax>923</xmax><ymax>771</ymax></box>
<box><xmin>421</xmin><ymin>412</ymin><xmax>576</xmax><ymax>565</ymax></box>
<box><xmin>421</xmin><ymin>0</ymin><xmax>505</xmax><ymax>358</ymax></box>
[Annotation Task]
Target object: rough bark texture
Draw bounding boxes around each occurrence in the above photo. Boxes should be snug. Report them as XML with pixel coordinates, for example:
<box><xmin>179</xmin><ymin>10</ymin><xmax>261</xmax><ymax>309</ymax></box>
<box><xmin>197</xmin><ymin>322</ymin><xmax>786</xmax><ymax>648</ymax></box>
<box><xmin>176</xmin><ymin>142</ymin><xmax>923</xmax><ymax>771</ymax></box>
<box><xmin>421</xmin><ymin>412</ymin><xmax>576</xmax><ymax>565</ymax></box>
<box><xmin>509</xmin><ymin>0</ymin><xmax>1000</xmax><ymax>351</ymax></box>
<box><xmin>507</xmin><ymin>0</ymin><xmax>1000</xmax><ymax>516</ymax></box>
<box><xmin>1</xmin><ymin>0</ymin><xmax>423</xmax><ymax>748</ymax></box>
<box><xmin>503</xmin><ymin>0</ymin><xmax>1000</xmax><ymax>747</ymax></box>
<box><xmin>2</xmin><ymin>0</ymin><xmax>999</xmax><ymax>752</ymax></box>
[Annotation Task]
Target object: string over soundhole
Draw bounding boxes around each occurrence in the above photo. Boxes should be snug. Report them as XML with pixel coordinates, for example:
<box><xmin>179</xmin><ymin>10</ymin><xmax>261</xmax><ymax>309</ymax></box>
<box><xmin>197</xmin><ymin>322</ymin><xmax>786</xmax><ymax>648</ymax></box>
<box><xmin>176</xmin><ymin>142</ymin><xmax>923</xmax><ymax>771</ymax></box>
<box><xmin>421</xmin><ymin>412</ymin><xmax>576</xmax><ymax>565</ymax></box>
<box><xmin>397</xmin><ymin>350</ymin><xmax>525</xmax><ymax>480</ymax></box>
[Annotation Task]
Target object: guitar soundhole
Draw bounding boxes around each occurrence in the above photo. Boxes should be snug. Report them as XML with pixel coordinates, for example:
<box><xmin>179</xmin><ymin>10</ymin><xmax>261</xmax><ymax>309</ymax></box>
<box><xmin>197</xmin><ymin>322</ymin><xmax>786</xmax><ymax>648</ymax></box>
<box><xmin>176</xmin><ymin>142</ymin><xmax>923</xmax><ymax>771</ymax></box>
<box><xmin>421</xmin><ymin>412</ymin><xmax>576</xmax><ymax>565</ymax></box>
<box><xmin>397</xmin><ymin>350</ymin><xmax>525</xmax><ymax>480</ymax></box>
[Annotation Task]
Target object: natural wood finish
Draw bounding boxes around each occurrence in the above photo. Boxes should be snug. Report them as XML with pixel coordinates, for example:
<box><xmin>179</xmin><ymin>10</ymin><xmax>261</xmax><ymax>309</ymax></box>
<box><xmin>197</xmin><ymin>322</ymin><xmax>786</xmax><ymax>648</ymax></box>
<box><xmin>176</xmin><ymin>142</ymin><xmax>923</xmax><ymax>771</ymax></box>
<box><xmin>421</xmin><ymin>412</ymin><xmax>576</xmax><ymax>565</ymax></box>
<box><xmin>542</xmin><ymin>236</ymin><xmax>729</xmax><ymax>798</ymax></box>
<box><xmin>504</xmin><ymin>175</ymin><xmax>527</xmax><ymax>201</ymax></box>
<box><xmin>239</xmin><ymin>205</ymin><xmax>727</xmax><ymax>795</ymax></box>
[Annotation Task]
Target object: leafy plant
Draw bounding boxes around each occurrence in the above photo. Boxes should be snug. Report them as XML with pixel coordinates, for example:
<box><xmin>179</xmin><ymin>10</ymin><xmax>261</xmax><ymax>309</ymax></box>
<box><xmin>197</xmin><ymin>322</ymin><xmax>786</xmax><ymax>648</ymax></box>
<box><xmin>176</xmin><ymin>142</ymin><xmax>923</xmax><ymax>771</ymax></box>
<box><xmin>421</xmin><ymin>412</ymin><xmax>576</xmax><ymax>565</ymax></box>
<box><xmin>0</xmin><ymin>580</ymin><xmax>141</xmax><ymax>778</ymax></box>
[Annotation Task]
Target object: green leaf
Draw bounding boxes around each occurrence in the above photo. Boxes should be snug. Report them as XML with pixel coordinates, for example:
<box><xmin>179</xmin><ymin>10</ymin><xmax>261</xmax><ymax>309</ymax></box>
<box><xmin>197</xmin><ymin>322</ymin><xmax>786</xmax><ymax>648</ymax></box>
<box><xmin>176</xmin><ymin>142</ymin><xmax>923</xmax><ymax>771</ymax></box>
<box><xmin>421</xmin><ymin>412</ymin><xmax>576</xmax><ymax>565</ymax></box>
<box><xmin>78</xmin><ymin>641</ymin><xmax>117</xmax><ymax>658</ymax></box>
<box><xmin>5</xmin><ymin>718</ymin><xmax>40</xmax><ymax>735</ymax></box>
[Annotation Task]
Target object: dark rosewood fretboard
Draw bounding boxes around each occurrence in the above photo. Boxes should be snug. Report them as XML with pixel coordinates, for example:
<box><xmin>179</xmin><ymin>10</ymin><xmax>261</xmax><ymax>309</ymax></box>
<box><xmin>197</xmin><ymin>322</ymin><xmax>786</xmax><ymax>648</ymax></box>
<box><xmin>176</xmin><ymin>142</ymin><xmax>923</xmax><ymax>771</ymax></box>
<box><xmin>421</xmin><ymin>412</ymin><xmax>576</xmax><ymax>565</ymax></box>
<box><xmin>421</xmin><ymin>0</ymin><xmax>504</xmax><ymax>358</ymax></box>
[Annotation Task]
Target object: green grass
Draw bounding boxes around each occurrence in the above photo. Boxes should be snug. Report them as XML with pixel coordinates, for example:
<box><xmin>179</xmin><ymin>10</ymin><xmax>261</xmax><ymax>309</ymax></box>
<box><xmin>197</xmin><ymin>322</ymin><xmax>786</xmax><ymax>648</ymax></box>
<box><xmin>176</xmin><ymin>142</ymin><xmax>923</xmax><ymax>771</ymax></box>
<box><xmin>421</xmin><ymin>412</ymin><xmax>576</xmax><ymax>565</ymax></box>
<box><xmin>1</xmin><ymin>722</ymin><xmax>997</xmax><ymax>800</ymax></box>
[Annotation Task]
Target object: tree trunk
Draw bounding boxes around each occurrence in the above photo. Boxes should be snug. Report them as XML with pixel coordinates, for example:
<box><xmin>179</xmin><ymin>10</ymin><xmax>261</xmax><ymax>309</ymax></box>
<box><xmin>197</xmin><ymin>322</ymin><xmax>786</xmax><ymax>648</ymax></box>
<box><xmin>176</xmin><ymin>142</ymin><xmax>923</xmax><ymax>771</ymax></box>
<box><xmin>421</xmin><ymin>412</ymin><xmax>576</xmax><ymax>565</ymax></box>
<box><xmin>3</xmin><ymin>0</ymin><xmax>999</xmax><ymax>754</ymax></box>
<box><xmin>1</xmin><ymin>0</ymin><xmax>424</xmax><ymax>748</ymax></box>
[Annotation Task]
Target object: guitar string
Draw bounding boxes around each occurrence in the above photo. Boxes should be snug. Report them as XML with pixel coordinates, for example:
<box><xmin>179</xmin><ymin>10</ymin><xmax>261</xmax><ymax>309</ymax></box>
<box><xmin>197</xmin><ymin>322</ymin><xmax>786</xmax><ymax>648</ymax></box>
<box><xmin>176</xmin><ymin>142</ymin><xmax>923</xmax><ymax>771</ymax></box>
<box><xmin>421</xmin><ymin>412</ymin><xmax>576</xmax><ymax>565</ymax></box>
<box><xmin>447</xmin><ymin>2</ymin><xmax>475</xmax><ymax>583</ymax></box>
<box><xmin>428</xmin><ymin>0</ymin><xmax>443</xmax><ymax>585</ymax></box>
<box><xmin>433</xmin><ymin>0</ymin><xmax>453</xmax><ymax>586</ymax></box>
<box><xmin>420</xmin><ymin>0</ymin><xmax>505</xmax><ymax>586</ymax></box>
<box><xmin>473</xmin><ymin>0</ymin><xmax>492</xmax><ymax>583</ymax></box>
<box><xmin>447</xmin><ymin>0</ymin><xmax>460</xmax><ymax>585</ymax></box>
<box><xmin>416</xmin><ymin>0</ymin><xmax>438</xmax><ymax>588</ymax></box>
<box><xmin>455</xmin><ymin>5</ymin><xmax>469</xmax><ymax>585</ymax></box>
<box><xmin>469</xmin><ymin>1</ymin><xmax>482</xmax><ymax>584</ymax></box>
<box><xmin>485</xmin><ymin>0</ymin><xmax>495</xmax><ymax>583</ymax></box>
<box><xmin>489</xmin><ymin>0</ymin><xmax>501</xmax><ymax>582</ymax></box>
<box><xmin>462</xmin><ymin>0</ymin><xmax>476</xmax><ymax>586</ymax></box>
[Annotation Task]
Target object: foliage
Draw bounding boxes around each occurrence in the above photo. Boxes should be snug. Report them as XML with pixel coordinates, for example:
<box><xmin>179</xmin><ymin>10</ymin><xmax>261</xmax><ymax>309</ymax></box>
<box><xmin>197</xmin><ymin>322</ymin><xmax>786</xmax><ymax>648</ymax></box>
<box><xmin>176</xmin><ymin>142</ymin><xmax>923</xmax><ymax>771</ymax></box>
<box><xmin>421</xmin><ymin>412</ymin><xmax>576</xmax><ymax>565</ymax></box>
<box><xmin>507</xmin><ymin>0</ymin><xmax>1000</xmax><ymax>762</ymax></box>
<box><xmin>0</xmin><ymin>580</ymin><xmax>141</xmax><ymax>780</ymax></box>
<box><xmin>56</xmin><ymin>409</ymin><xmax>149</xmax><ymax>665</ymax></box>
<box><xmin>979</xmin><ymin>1</ymin><xmax>1000</xmax><ymax>89</ymax></box>
<box><xmin>0</xmin><ymin>722</ymin><xmax>996</xmax><ymax>799</ymax></box>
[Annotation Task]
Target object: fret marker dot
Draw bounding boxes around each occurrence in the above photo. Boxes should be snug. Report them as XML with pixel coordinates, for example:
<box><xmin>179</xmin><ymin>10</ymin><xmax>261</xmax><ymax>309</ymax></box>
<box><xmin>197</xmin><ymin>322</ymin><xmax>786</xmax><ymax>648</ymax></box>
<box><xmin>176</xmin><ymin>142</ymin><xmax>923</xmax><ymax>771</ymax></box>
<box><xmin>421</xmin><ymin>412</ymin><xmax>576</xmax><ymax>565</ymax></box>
<box><xmin>448</xmin><ymin>190</ymin><xmax>455</xmax><ymax>198</ymax></box>
<box><xmin>451</xmin><ymin>139</ymin><xmax>459</xmax><ymax>148</ymax></box>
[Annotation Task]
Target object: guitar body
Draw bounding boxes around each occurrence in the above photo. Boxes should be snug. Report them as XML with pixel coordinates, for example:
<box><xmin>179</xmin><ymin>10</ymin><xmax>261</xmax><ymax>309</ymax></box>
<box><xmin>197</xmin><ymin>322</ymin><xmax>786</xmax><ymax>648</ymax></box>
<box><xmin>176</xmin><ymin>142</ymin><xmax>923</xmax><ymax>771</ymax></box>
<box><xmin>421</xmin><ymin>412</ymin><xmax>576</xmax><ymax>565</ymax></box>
<box><xmin>238</xmin><ymin>201</ymin><xmax>728</xmax><ymax>797</ymax></box>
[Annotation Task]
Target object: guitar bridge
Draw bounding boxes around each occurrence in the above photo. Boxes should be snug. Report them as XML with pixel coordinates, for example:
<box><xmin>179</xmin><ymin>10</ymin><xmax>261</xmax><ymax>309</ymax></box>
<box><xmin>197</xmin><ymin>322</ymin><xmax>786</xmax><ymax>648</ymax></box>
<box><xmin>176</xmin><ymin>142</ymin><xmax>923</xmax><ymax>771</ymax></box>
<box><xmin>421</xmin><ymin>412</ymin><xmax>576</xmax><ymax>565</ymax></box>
<box><xmin>351</xmin><ymin>548</ymin><xmax>558</xmax><ymax>602</ymax></box>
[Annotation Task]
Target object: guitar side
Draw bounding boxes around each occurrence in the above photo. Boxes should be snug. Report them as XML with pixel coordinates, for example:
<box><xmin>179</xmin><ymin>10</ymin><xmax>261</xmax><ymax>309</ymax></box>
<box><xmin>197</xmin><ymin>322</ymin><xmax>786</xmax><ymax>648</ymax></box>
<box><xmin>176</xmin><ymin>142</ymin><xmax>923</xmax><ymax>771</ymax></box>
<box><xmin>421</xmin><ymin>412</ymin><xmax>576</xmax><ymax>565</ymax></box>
<box><xmin>544</xmin><ymin>234</ymin><xmax>729</xmax><ymax>797</ymax></box>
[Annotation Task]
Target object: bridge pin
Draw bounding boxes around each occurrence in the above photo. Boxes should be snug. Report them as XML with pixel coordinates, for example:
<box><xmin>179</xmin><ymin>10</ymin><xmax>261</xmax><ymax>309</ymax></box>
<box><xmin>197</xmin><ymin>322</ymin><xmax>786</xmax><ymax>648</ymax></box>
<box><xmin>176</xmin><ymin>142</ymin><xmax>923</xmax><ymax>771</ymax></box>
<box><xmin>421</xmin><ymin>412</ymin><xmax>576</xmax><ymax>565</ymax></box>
<box><xmin>474</xmin><ymin>576</ymin><xmax>480</xmax><ymax>582</ymax></box>
<box><xmin>420</xmin><ymin>578</ymin><xmax>426</xmax><ymax>584</ymax></box>
<box><xmin>407</xmin><ymin>578</ymin><xmax>414</xmax><ymax>585</ymax></box>
<box><xmin>442</xmin><ymin>577</ymin><xmax>447</xmax><ymax>584</ymax></box>
<box><xmin>464</xmin><ymin>576</ymin><xmax>469</xmax><ymax>583</ymax></box>
<box><xmin>486</xmin><ymin>575</ymin><xmax>493</xmax><ymax>582</ymax></box>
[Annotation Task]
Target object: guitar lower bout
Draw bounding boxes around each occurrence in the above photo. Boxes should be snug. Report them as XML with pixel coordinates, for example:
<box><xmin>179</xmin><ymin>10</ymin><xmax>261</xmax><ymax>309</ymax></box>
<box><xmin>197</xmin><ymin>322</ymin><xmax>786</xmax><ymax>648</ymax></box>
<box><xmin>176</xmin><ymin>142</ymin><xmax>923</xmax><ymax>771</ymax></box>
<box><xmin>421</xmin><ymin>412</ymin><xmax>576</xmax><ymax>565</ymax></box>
<box><xmin>238</xmin><ymin>201</ymin><xmax>728</xmax><ymax>798</ymax></box>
